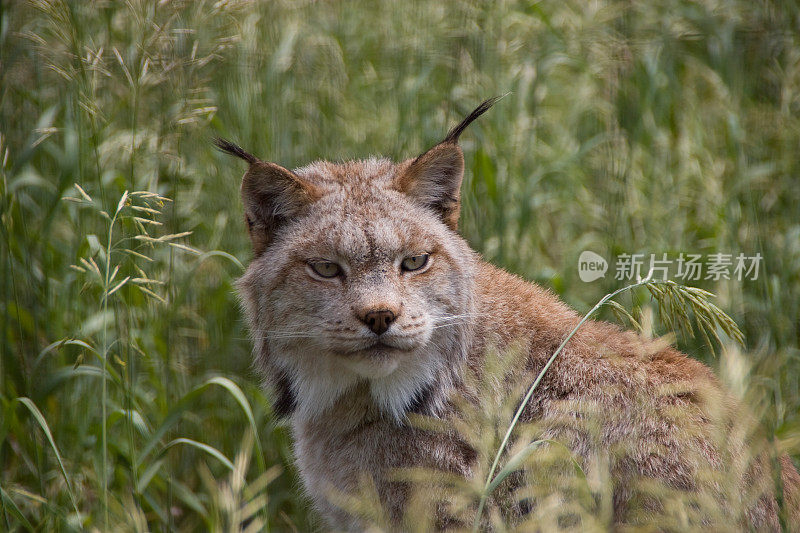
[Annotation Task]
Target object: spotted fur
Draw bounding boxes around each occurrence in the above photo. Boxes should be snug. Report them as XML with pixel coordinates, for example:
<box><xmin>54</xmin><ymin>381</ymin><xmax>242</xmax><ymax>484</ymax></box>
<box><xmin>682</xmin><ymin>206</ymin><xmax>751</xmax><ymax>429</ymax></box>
<box><xmin>221</xmin><ymin>99</ymin><xmax>799</xmax><ymax>530</ymax></box>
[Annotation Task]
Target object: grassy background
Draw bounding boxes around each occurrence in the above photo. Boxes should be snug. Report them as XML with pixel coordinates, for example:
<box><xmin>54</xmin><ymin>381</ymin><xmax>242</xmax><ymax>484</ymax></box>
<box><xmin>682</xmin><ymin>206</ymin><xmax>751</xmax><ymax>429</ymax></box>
<box><xmin>1</xmin><ymin>0</ymin><xmax>799</xmax><ymax>530</ymax></box>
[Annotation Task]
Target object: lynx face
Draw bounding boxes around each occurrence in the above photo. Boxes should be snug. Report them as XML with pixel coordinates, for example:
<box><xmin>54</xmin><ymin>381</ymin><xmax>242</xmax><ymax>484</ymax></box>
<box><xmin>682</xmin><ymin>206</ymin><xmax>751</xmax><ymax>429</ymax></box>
<box><xmin>237</xmin><ymin>159</ymin><xmax>477</xmax><ymax>420</ymax></box>
<box><xmin>220</xmin><ymin>99</ymin><xmax>499</xmax><ymax>423</ymax></box>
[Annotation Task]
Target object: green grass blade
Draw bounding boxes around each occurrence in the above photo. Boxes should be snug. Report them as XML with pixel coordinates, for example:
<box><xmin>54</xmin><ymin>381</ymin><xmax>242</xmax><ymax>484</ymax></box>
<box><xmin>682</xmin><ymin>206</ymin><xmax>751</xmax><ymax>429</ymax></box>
<box><xmin>137</xmin><ymin>376</ymin><xmax>264</xmax><ymax>471</ymax></box>
<box><xmin>136</xmin><ymin>385</ymin><xmax>212</xmax><ymax>467</ymax></box>
<box><xmin>158</xmin><ymin>438</ymin><xmax>235</xmax><ymax>471</ymax></box>
<box><xmin>0</xmin><ymin>485</ymin><xmax>35</xmax><ymax>531</ymax></box>
<box><xmin>487</xmin><ymin>439</ymin><xmax>587</xmax><ymax>494</ymax></box>
<box><xmin>136</xmin><ymin>459</ymin><xmax>165</xmax><ymax>493</ymax></box>
<box><xmin>15</xmin><ymin>397</ymin><xmax>80</xmax><ymax>516</ymax></box>
<box><xmin>203</xmin><ymin>377</ymin><xmax>267</xmax><ymax>472</ymax></box>
<box><xmin>35</xmin><ymin>338</ymin><xmax>99</xmax><ymax>368</ymax></box>
<box><xmin>473</xmin><ymin>279</ymin><xmax>654</xmax><ymax>530</ymax></box>
<box><xmin>487</xmin><ymin>440</ymin><xmax>547</xmax><ymax>494</ymax></box>
<box><xmin>196</xmin><ymin>250</ymin><xmax>245</xmax><ymax>272</ymax></box>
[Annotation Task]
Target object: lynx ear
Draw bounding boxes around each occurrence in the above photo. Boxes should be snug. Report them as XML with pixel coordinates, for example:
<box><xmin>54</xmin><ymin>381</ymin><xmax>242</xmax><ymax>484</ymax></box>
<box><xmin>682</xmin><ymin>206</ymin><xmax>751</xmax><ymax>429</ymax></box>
<box><xmin>397</xmin><ymin>144</ymin><xmax>465</xmax><ymax>229</ymax></box>
<box><xmin>215</xmin><ymin>138</ymin><xmax>320</xmax><ymax>255</ymax></box>
<box><xmin>396</xmin><ymin>97</ymin><xmax>500</xmax><ymax>230</ymax></box>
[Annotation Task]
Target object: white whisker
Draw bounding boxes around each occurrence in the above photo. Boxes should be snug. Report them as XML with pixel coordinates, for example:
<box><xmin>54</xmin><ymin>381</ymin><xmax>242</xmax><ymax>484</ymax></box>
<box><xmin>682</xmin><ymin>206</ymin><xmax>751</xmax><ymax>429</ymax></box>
<box><xmin>430</xmin><ymin>322</ymin><xmax>469</xmax><ymax>330</ymax></box>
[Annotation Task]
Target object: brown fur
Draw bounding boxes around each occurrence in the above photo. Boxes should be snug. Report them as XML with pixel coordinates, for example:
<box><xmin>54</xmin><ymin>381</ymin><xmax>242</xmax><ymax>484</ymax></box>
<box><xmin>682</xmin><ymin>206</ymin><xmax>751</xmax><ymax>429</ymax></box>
<box><xmin>218</xmin><ymin>99</ymin><xmax>800</xmax><ymax>531</ymax></box>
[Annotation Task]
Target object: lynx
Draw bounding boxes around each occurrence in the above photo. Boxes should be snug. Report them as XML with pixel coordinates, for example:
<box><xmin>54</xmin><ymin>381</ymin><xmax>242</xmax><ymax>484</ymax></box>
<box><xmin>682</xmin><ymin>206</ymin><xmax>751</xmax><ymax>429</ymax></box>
<box><xmin>217</xmin><ymin>98</ymin><xmax>799</xmax><ymax>530</ymax></box>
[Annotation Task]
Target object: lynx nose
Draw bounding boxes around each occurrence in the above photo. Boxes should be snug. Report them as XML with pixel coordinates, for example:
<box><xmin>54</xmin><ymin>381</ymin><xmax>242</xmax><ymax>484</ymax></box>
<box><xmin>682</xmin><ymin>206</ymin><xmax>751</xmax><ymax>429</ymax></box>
<box><xmin>361</xmin><ymin>309</ymin><xmax>397</xmax><ymax>335</ymax></box>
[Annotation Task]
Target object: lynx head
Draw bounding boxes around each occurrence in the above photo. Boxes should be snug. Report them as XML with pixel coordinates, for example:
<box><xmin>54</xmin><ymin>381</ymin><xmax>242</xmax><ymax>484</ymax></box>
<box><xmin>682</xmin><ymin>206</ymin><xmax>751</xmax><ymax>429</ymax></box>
<box><xmin>220</xmin><ymin>98</ymin><xmax>498</xmax><ymax>422</ymax></box>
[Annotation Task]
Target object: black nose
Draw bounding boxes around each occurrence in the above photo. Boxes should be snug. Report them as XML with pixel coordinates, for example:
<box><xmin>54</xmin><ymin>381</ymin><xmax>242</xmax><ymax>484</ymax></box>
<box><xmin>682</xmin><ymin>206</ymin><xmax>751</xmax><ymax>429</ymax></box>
<box><xmin>361</xmin><ymin>309</ymin><xmax>397</xmax><ymax>335</ymax></box>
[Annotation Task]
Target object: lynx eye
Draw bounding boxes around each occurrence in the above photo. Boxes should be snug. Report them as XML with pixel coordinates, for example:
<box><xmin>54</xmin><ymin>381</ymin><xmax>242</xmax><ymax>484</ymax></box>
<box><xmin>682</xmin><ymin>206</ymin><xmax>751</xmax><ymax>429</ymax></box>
<box><xmin>401</xmin><ymin>253</ymin><xmax>430</xmax><ymax>272</ymax></box>
<box><xmin>308</xmin><ymin>260</ymin><xmax>342</xmax><ymax>278</ymax></box>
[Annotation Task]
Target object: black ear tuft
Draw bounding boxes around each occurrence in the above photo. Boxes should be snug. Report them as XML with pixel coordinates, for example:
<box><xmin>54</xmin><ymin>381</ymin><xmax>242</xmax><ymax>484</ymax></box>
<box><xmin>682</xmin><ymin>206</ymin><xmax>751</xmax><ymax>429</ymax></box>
<box><xmin>442</xmin><ymin>95</ymin><xmax>503</xmax><ymax>144</ymax></box>
<box><xmin>214</xmin><ymin>137</ymin><xmax>259</xmax><ymax>165</ymax></box>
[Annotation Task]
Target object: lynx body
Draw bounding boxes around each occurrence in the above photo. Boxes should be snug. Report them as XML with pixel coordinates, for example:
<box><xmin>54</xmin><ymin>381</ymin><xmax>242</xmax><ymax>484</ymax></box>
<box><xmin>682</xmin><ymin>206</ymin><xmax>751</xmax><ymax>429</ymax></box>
<box><xmin>219</xmin><ymin>99</ymin><xmax>799</xmax><ymax>530</ymax></box>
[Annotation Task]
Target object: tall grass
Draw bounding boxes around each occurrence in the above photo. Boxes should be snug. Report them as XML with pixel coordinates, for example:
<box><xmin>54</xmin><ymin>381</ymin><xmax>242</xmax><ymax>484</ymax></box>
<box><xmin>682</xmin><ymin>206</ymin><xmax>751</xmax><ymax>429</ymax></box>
<box><xmin>1</xmin><ymin>0</ymin><xmax>798</xmax><ymax>530</ymax></box>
